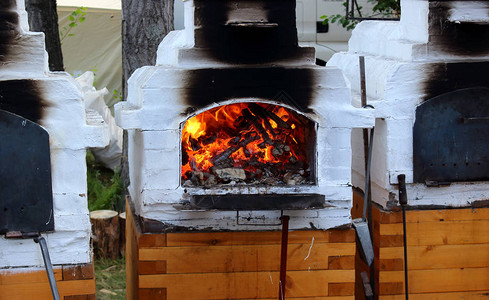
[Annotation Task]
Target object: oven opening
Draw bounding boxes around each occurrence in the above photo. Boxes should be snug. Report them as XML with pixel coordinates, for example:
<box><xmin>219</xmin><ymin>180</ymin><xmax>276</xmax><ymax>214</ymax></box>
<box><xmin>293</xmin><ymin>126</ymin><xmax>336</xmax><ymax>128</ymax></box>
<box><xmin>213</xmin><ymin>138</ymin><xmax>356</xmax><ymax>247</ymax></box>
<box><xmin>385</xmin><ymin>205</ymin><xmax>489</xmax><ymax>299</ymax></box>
<box><xmin>181</xmin><ymin>102</ymin><xmax>316</xmax><ymax>187</ymax></box>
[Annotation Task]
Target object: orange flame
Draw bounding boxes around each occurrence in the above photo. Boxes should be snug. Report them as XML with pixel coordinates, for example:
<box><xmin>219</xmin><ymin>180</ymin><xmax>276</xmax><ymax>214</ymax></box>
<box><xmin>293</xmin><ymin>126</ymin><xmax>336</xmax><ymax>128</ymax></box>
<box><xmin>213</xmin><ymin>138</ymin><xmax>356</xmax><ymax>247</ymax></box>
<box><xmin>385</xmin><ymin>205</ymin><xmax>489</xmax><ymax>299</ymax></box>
<box><xmin>181</xmin><ymin>102</ymin><xmax>309</xmax><ymax>182</ymax></box>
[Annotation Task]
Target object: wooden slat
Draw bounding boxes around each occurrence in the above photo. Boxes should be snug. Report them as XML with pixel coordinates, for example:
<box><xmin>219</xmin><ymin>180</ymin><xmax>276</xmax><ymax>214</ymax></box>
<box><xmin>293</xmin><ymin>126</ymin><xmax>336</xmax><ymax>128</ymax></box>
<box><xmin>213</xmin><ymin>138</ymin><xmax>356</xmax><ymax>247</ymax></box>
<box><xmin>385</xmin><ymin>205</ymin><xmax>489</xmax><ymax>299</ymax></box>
<box><xmin>379</xmin><ymin>267</ymin><xmax>489</xmax><ymax>293</ymax></box>
<box><xmin>166</xmin><ymin>230</ymin><xmax>338</xmax><ymax>247</ymax></box>
<box><xmin>380</xmin><ymin>244</ymin><xmax>489</xmax><ymax>270</ymax></box>
<box><xmin>375</xmin><ymin>207</ymin><xmax>489</xmax><ymax>224</ymax></box>
<box><xmin>138</xmin><ymin>261</ymin><xmax>167</xmax><ymax>275</ymax></box>
<box><xmin>379</xmin><ymin>282</ymin><xmax>403</xmax><ymax>296</ymax></box>
<box><xmin>64</xmin><ymin>295</ymin><xmax>96</xmax><ymax>300</ymax></box>
<box><xmin>379</xmin><ymin>258</ymin><xmax>404</xmax><ymax>271</ymax></box>
<box><xmin>328</xmin><ymin>256</ymin><xmax>355</xmax><ymax>270</ymax></box>
<box><xmin>327</xmin><ymin>229</ymin><xmax>355</xmax><ymax>243</ymax></box>
<box><xmin>139</xmin><ymin>270</ymin><xmax>354</xmax><ymax>299</ymax></box>
<box><xmin>126</xmin><ymin>198</ymin><xmax>140</xmax><ymax>300</ymax></box>
<box><xmin>139</xmin><ymin>288</ymin><xmax>167</xmax><ymax>299</ymax></box>
<box><xmin>0</xmin><ymin>268</ymin><xmax>63</xmax><ymax>285</ymax></box>
<box><xmin>0</xmin><ymin>279</ymin><xmax>95</xmax><ymax>300</ymax></box>
<box><xmin>139</xmin><ymin>243</ymin><xmax>354</xmax><ymax>273</ymax></box>
<box><xmin>379</xmin><ymin>290</ymin><xmax>489</xmax><ymax>300</ymax></box>
<box><xmin>62</xmin><ymin>264</ymin><xmax>94</xmax><ymax>281</ymax></box>
<box><xmin>139</xmin><ymin>234</ymin><xmax>166</xmax><ymax>248</ymax></box>
<box><xmin>379</xmin><ymin>220</ymin><xmax>489</xmax><ymax>245</ymax></box>
<box><xmin>260</xmin><ymin>297</ymin><xmax>354</xmax><ymax>300</ymax></box>
<box><xmin>328</xmin><ymin>283</ymin><xmax>355</xmax><ymax>296</ymax></box>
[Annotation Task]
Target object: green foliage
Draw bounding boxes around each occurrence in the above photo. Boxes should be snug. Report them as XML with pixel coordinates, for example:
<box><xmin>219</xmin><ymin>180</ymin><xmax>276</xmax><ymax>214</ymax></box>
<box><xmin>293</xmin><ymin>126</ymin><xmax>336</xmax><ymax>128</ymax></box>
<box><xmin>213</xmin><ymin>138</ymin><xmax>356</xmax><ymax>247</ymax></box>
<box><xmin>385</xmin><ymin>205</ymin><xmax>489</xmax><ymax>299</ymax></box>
<box><xmin>371</xmin><ymin>0</ymin><xmax>401</xmax><ymax>15</ymax></box>
<box><xmin>59</xmin><ymin>7</ymin><xmax>87</xmax><ymax>42</ymax></box>
<box><xmin>94</xmin><ymin>257</ymin><xmax>126</xmax><ymax>300</ymax></box>
<box><xmin>321</xmin><ymin>13</ymin><xmax>358</xmax><ymax>31</ymax></box>
<box><xmin>86</xmin><ymin>151</ymin><xmax>123</xmax><ymax>211</ymax></box>
<box><xmin>112</xmin><ymin>89</ymin><xmax>123</xmax><ymax>101</ymax></box>
<box><xmin>321</xmin><ymin>0</ymin><xmax>400</xmax><ymax>31</ymax></box>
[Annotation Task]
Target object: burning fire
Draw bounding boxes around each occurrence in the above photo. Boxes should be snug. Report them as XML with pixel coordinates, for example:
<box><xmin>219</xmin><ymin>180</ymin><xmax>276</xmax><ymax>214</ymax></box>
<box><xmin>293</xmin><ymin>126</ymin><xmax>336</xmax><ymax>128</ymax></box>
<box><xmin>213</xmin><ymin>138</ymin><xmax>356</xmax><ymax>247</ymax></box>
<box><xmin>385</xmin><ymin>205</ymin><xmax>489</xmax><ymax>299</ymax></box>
<box><xmin>181</xmin><ymin>102</ymin><xmax>311</xmax><ymax>185</ymax></box>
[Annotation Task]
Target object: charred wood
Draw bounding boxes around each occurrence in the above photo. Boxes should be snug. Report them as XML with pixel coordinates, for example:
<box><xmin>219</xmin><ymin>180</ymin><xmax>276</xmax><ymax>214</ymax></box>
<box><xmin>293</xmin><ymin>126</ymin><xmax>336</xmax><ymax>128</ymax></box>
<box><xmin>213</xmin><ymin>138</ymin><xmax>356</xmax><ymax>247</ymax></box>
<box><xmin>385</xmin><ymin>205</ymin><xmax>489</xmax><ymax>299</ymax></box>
<box><xmin>242</xmin><ymin>109</ymin><xmax>272</xmax><ymax>144</ymax></box>
<box><xmin>248</xmin><ymin>103</ymin><xmax>292</xmax><ymax>130</ymax></box>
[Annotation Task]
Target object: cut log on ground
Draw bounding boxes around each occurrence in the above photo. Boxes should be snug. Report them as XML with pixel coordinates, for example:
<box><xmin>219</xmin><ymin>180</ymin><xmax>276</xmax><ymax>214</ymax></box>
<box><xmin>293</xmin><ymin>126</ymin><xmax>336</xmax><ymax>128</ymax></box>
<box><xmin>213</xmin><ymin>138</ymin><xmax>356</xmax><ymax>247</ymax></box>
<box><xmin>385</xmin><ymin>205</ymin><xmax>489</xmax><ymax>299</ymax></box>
<box><xmin>90</xmin><ymin>210</ymin><xmax>120</xmax><ymax>259</ymax></box>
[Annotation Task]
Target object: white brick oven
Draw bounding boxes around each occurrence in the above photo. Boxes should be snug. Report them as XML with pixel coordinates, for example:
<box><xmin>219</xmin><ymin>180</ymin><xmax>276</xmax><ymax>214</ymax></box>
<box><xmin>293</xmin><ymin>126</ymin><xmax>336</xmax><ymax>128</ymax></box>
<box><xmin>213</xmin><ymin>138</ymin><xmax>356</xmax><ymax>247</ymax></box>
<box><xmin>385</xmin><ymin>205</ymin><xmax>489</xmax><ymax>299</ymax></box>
<box><xmin>116</xmin><ymin>0</ymin><xmax>374</xmax><ymax>231</ymax></box>
<box><xmin>329</xmin><ymin>0</ymin><xmax>489</xmax><ymax>209</ymax></box>
<box><xmin>0</xmin><ymin>0</ymin><xmax>108</xmax><ymax>268</ymax></box>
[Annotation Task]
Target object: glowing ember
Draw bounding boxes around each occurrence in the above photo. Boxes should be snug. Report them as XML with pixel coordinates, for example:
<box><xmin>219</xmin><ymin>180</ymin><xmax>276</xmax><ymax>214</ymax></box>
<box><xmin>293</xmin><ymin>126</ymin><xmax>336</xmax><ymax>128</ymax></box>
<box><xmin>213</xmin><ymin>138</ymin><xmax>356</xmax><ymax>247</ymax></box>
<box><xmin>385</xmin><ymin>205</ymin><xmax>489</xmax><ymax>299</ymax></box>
<box><xmin>181</xmin><ymin>102</ymin><xmax>313</xmax><ymax>185</ymax></box>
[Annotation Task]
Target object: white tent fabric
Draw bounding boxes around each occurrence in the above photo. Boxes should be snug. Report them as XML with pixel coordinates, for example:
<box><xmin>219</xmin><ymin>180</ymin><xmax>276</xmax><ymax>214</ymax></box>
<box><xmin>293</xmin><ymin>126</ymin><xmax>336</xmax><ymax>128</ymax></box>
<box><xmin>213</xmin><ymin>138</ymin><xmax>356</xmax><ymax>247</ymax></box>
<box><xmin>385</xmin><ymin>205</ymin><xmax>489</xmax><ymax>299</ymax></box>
<box><xmin>57</xmin><ymin>4</ymin><xmax>122</xmax><ymax>108</ymax></box>
<box><xmin>57</xmin><ymin>0</ymin><xmax>120</xmax><ymax>10</ymax></box>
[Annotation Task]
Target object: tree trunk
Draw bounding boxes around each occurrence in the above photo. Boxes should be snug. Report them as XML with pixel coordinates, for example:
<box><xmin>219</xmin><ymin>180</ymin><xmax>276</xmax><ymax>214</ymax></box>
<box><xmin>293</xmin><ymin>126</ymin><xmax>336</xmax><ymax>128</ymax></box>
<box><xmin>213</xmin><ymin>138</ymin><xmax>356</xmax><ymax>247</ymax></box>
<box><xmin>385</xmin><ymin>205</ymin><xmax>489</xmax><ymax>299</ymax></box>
<box><xmin>90</xmin><ymin>210</ymin><xmax>120</xmax><ymax>259</ymax></box>
<box><xmin>25</xmin><ymin>0</ymin><xmax>64</xmax><ymax>71</ymax></box>
<box><xmin>120</xmin><ymin>0</ymin><xmax>174</xmax><ymax>197</ymax></box>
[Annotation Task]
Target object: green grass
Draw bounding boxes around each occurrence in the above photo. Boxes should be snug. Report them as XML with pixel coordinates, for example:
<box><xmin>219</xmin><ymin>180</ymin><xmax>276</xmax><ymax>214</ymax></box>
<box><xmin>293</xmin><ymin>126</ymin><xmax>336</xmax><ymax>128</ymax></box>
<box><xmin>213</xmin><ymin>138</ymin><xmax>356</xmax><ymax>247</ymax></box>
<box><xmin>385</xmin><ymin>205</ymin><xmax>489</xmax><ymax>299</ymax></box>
<box><xmin>86</xmin><ymin>151</ymin><xmax>123</xmax><ymax>211</ymax></box>
<box><xmin>94</xmin><ymin>257</ymin><xmax>126</xmax><ymax>299</ymax></box>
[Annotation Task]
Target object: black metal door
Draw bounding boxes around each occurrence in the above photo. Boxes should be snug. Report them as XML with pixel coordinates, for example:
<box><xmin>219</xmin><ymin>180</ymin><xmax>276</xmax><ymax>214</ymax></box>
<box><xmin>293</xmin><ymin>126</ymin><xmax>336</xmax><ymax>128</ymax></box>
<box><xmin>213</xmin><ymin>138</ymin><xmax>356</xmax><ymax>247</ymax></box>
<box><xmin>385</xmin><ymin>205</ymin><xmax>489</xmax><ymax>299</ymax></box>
<box><xmin>0</xmin><ymin>109</ymin><xmax>54</xmax><ymax>234</ymax></box>
<box><xmin>414</xmin><ymin>88</ymin><xmax>489</xmax><ymax>184</ymax></box>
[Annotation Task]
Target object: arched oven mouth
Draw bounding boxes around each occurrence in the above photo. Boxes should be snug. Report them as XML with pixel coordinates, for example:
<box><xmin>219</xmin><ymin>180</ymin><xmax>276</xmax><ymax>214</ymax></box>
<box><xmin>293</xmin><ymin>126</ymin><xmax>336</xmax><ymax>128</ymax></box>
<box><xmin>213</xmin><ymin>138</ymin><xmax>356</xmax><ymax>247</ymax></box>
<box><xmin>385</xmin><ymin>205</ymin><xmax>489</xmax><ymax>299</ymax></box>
<box><xmin>179</xmin><ymin>100</ymin><xmax>325</xmax><ymax>210</ymax></box>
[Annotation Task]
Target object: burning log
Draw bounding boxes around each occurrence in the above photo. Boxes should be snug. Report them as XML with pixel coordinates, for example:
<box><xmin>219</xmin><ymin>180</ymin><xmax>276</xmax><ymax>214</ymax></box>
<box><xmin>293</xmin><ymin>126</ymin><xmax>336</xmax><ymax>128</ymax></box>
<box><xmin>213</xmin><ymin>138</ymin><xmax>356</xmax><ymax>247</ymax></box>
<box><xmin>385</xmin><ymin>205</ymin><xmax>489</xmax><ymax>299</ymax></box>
<box><xmin>200</xmin><ymin>135</ymin><xmax>217</xmax><ymax>146</ymax></box>
<box><xmin>242</xmin><ymin>109</ymin><xmax>273</xmax><ymax>144</ymax></box>
<box><xmin>210</xmin><ymin>133</ymin><xmax>260</xmax><ymax>166</ymax></box>
<box><xmin>211</xmin><ymin>146</ymin><xmax>237</xmax><ymax>166</ymax></box>
<box><xmin>248</xmin><ymin>103</ymin><xmax>292</xmax><ymax>130</ymax></box>
<box><xmin>190</xmin><ymin>137</ymin><xmax>201</xmax><ymax>151</ymax></box>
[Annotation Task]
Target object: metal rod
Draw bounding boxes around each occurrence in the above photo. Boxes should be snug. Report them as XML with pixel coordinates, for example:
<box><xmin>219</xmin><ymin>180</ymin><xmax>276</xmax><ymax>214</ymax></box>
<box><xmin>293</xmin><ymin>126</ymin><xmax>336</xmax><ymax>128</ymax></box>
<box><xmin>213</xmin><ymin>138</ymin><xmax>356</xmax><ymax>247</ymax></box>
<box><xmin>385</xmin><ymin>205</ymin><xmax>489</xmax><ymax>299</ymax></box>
<box><xmin>360</xmin><ymin>55</ymin><xmax>376</xmax><ymax>296</ymax></box>
<box><xmin>34</xmin><ymin>236</ymin><xmax>60</xmax><ymax>300</ymax></box>
<box><xmin>360</xmin><ymin>56</ymin><xmax>369</xmax><ymax>221</ymax></box>
<box><xmin>279</xmin><ymin>215</ymin><xmax>290</xmax><ymax>300</ymax></box>
<box><xmin>360</xmin><ymin>56</ymin><xmax>370</xmax><ymax>222</ymax></box>
<box><xmin>350</xmin><ymin>0</ymin><xmax>355</xmax><ymax>17</ymax></box>
<box><xmin>402</xmin><ymin>206</ymin><xmax>409</xmax><ymax>300</ymax></box>
<box><xmin>360</xmin><ymin>56</ymin><xmax>367</xmax><ymax>107</ymax></box>
<box><xmin>398</xmin><ymin>174</ymin><xmax>409</xmax><ymax>300</ymax></box>
<box><xmin>363</xmin><ymin>128</ymin><xmax>374</xmax><ymax>222</ymax></box>
<box><xmin>353</xmin><ymin>0</ymin><xmax>363</xmax><ymax>17</ymax></box>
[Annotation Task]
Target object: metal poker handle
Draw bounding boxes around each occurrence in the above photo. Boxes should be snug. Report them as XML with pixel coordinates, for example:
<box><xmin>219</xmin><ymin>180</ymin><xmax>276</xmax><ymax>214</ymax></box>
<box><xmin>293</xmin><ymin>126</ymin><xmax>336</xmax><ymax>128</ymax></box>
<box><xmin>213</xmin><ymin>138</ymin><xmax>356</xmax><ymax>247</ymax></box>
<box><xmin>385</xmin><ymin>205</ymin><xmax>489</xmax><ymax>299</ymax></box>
<box><xmin>397</xmin><ymin>174</ymin><xmax>409</xmax><ymax>300</ymax></box>
<box><xmin>34</xmin><ymin>237</ymin><xmax>60</xmax><ymax>300</ymax></box>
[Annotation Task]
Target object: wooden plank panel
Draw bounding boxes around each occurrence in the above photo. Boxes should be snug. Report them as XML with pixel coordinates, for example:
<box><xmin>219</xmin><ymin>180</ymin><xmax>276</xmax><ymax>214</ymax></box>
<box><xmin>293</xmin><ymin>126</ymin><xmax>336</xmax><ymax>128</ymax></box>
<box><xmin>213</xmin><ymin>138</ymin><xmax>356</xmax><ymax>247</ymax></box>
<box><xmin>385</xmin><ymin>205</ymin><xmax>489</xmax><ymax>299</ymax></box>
<box><xmin>375</xmin><ymin>207</ymin><xmax>489</xmax><ymax>224</ymax></box>
<box><xmin>0</xmin><ymin>268</ymin><xmax>63</xmax><ymax>285</ymax></box>
<box><xmin>260</xmin><ymin>297</ymin><xmax>354</xmax><ymax>300</ymax></box>
<box><xmin>62</xmin><ymin>264</ymin><xmax>94</xmax><ymax>281</ymax></box>
<box><xmin>328</xmin><ymin>283</ymin><xmax>355</xmax><ymax>296</ymax></box>
<box><xmin>139</xmin><ymin>270</ymin><xmax>354</xmax><ymax>299</ymax></box>
<box><xmin>328</xmin><ymin>256</ymin><xmax>355</xmax><ymax>270</ymax></box>
<box><xmin>0</xmin><ymin>279</ymin><xmax>95</xmax><ymax>300</ymax></box>
<box><xmin>138</xmin><ymin>261</ymin><xmax>167</xmax><ymax>275</ymax></box>
<box><xmin>139</xmin><ymin>234</ymin><xmax>166</xmax><ymax>248</ymax></box>
<box><xmin>139</xmin><ymin>288</ymin><xmax>166</xmax><ymax>299</ymax></box>
<box><xmin>379</xmin><ymin>258</ymin><xmax>404</xmax><ymax>271</ymax></box>
<box><xmin>139</xmin><ymin>243</ymin><xmax>354</xmax><ymax>273</ymax></box>
<box><xmin>379</xmin><ymin>290</ymin><xmax>489</xmax><ymax>300</ymax></box>
<box><xmin>378</xmin><ymin>282</ymin><xmax>403</xmax><ymax>296</ymax></box>
<box><xmin>126</xmin><ymin>199</ymin><xmax>140</xmax><ymax>300</ymax></box>
<box><xmin>327</xmin><ymin>229</ymin><xmax>355</xmax><ymax>243</ymax></box>
<box><xmin>166</xmin><ymin>230</ymin><xmax>335</xmax><ymax>247</ymax></box>
<box><xmin>64</xmin><ymin>295</ymin><xmax>96</xmax><ymax>300</ymax></box>
<box><xmin>380</xmin><ymin>244</ymin><xmax>489</xmax><ymax>269</ymax></box>
<box><xmin>379</xmin><ymin>220</ymin><xmax>489</xmax><ymax>245</ymax></box>
<box><xmin>379</xmin><ymin>267</ymin><xmax>489</xmax><ymax>293</ymax></box>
